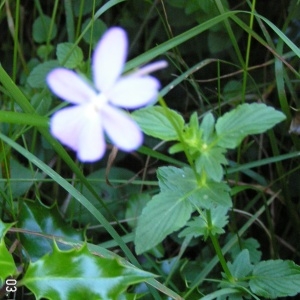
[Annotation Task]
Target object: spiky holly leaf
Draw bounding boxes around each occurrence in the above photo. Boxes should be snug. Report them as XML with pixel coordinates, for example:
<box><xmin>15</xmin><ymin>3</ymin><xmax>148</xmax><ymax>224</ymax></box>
<box><xmin>0</xmin><ymin>220</ymin><xmax>16</xmax><ymax>284</ymax></box>
<box><xmin>21</xmin><ymin>243</ymin><xmax>154</xmax><ymax>300</ymax></box>
<box><xmin>18</xmin><ymin>201</ymin><xmax>84</xmax><ymax>261</ymax></box>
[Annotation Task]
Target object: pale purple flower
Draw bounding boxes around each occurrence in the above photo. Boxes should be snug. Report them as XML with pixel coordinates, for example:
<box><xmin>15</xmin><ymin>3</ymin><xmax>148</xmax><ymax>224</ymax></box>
<box><xmin>47</xmin><ymin>27</ymin><xmax>167</xmax><ymax>162</ymax></box>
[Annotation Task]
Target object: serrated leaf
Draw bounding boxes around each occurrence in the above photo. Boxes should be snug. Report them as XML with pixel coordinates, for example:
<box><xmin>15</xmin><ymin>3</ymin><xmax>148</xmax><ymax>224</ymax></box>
<box><xmin>195</xmin><ymin>147</ymin><xmax>227</xmax><ymax>182</ymax></box>
<box><xmin>157</xmin><ymin>166</ymin><xmax>196</xmax><ymax>193</ymax></box>
<box><xmin>135</xmin><ymin>166</ymin><xmax>232</xmax><ymax>253</ymax></box>
<box><xmin>0</xmin><ymin>240</ymin><xmax>16</xmax><ymax>284</ymax></box>
<box><xmin>179</xmin><ymin>205</ymin><xmax>229</xmax><ymax>239</ymax></box>
<box><xmin>18</xmin><ymin>201</ymin><xmax>84</xmax><ymax>261</ymax></box>
<box><xmin>21</xmin><ymin>243</ymin><xmax>154</xmax><ymax>300</ymax></box>
<box><xmin>0</xmin><ymin>219</ymin><xmax>12</xmax><ymax>239</ymax></box>
<box><xmin>190</xmin><ymin>181</ymin><xmax>232</xmax><ymax>209</ymax></box>
<box><xmin>229</xmin><ymin>237</ymin><xmax>262</xmax><ymax>264</ymax></box>
<box><xmin>228</xmin><ymin>249</ymin><xmax>253</xmax><ymax>280</ymax></box>
<box><xmin>32</xmin><ymin>15</ymin><xmax>57</xmax><ymax>43</ymax></box>
<box><xmin>132</xmin><ymin>106</ymin><xmax>184</xmax><ymax>141</ymax></box>
<box><xmin>0</xmin><ymin>220</ymin><xmax>16</xmax><ymax>283</ymax></box>
<box><xmin>216</xmin><ymin>103</ymin><xmax>286</xmax><ymax>149</ymax></box>
<box><xmin>56</xmin><ymin>43</ymin><xmax>84</xmax><ymax>68</ymax></box>
<box><xmin>27</xmin><ymin>60</ymin><xmax>60</xmax><ymax>88</ymax></box>
<box><xmin>135</xmin><ymin>191</ymin><xmax>193</xmax><ymax>254</ymax></box>
<box><xmin>249</xmin><ymin>260</ymin><xmax>300</xmax><ymax>298</ymax></box>
<box><xmin>157</xmin><ymin>166</ymin><xmax>232</xmax><ymax>208</ymax></box>
<box><xmin>199</xmin><ymin>112</ymin><xmax>215</xmax><ymax>142</ymax></box>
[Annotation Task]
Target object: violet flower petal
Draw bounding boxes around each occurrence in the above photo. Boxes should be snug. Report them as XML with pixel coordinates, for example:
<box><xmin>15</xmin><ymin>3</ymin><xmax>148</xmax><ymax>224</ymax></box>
<box><xmin>51</xmin><ymin>104</ymin><xmax>106</xmax><ymax>161</ymax></box>
<box><xmin>50</xmin><ymin>105</ymin><xmax>88</xmax><ymax>150</ymax></box>
<box><xmin>131</xmin><ymin>61</ymin><xmax>168</xmax><ymax>77</ymax></box>
<box><xmin>93</xmin><ymin>27</ymin><xmax>127</xmax><ymax>92</ymax></box>
<box><xmin>108</xmin><ymin>76</ymin><xmax>160</xmax><ymax>108</ymax></box>
<box><xmin>102</xmin><ymin>105</ymin><xmax>142</xmax><ymax>151</ymax></box>
<box><xmin>76</xmin><ymin>111</ymin><xmax>105</xmax><ymax>162</ymax></box>
<box><xmin>47</xmin><ymin>68</ymin><xmax>96</xmax><ymax>104</ymax></box>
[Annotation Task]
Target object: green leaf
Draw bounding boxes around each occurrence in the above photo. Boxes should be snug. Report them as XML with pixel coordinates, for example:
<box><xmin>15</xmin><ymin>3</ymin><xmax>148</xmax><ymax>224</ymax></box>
<box><xmin>215</xmin><ymin>103</ymin><xmax>286</xmax><ymax>149</ymax></box>
<box><xmin>223</xmin><ymin>80</ymin><xmax>243</xmax><ymax>101</ymax></box>
<box><xmin>21</xmin><ymin>243</ymin><xmax>154</xmax><ymax>300</ymax></box>
<box><xmin>179</xmin><ymin>205</ymin><xmax>229</xmax><ymax>239</ymax></box>
<box><xmin>157</xmin><ymin>166</ymin><xmax>232</xmax><ymax>208</ymax></box>
<box><xmin>0</xmin><ymin>220</ymin><xmax>12</xmax><ymax>240</ymax></box>
<box><xmin>229</xmin><ymin>237</ymin><xmax>262</xmax><ymax>264</ymax></box>
<box><xmin>125</xmin><ymin>193</ymin><xmax>150</xmax><ymax>229</ymax></box>
<box><xmin>56</xmin><ymin>43</ymin><xmax>84</xmax><ymax>68</ymax></box>
<box><xmin>31</xmin><ymin>93</ymin><xmax>52</xmax><ymax>115</ymax></box>
<box><xmin>132</xmin><ymin>106</ymin><xmax>184</xmax><ymax>141</ymax></box>
<box><xmin>27</xmin><ymin>60</ymin><xmax>60</xmax><ymax>88</ymax></box>
<box><xmin>167</xmin><ymin>0</ymin><xmax>186</xmax><ymax>8</ymax></box>
<box><xmin>190</xmin><ymin>181</ymin><xmax>232</xmax><ymax>209</ymax></box>
<box><xmin>195</xmin><ymin>146</ymin><xmax>227</xmax><ymax>182</ymax></box>
<box><xmin>73</xmin><ymin>0</ymin><xmax>102</xmax><ymax>16</ymax></box>
<box><xmin>65</xmin><ymin>167</ymin><xmax>140</xmax><ymax>226</ymax></box>
<box><xmin>228</xmin><ymin>249</ymin><xmax>253</xmax><ymax>280</ymax></box>
<box><xmin>82</xmin><ymin>18</ymin><xmax>107</xmax><ymax>47</ymax></box>
<box><xmin>32</xmin><ymin>15</ymin><xmax>57</xmax><ymax>43</ymax></box>
<box><xmin>0</xmin><ymin>159</ymin><xmax>43</xmax><ymax>199</ymax></box>
<box><xmin>135</xmin><ymin>166</ymin><xmax>231</xmax><ymax>254</ymax></box>
<box><xmin>18</xmin><ymin>201</ymin><xmax>84</xmax><ymax>261</ymax></box>
<box><xmin>157</xmin><ymin>166</ymin><xmax>196</xmax><ymax>194</ymax></box>
<box><xmin>249</xmin><ymin>260</ymin><xmax>300</xmax><ymax>298</ymax></box>
<box><xmin>135</xmin><ymin>191</ymin><xmax>193</xmax><ymax>254</ymax></box>
<box><xmin>37</xmin><ymin>44</ymin><xmax>54</xmax><ymax>60</ymax></box>
<box><xmin>0</xmin><ymin>220</ymin><xmax>16</xmax><ymax>283</ymax></box>
<box><xmin>199</xmin><ymin>112</ymin><xmax>215</xmax><ymax>143</ymax></box>
<box><xmin>0</xmin><ymin>240</ymin><xmax>16</xmax><ymax>284</ymax></box>
<box><xmin>208</xmin><ymin>30</ymin><xmax>233</xmax><ymax>53</ymax></box>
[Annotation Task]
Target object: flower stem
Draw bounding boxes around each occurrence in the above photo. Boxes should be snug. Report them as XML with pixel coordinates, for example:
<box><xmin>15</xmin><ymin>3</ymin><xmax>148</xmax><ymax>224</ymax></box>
<box><xmin>206</xmin><ymin>209</ymin><xmax>235</xmax><ymax>282</ymax></box>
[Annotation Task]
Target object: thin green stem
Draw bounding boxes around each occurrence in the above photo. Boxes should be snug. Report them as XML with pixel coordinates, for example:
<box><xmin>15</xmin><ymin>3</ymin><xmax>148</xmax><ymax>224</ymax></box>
<box><xmin>47</xmin><ymin>0</ymin><xmax>59</xmax><ymax>58</ymax></box>
<box><xmin>184</xmin><ymin>194</ymin><xmax>276</xmax><ymax>299</ymax></box>
<box><xmin>12</xmin><ymin>0</ymin><xmax>20</xmax><ymax>82</ymax></box>
<box><xmin>64</xmin><ymin>0</ymin><xmax>75</xmax><ymax>42</ymax></box>
<box><xmin>206</xmin><ymin>209</ymin><xmax>234</xmax><ymax>282</ymax></box>
<box><xmin>241</xmin><ymin>0</ymin><xmax>256</xmax><ymax>102</ymax></box>
<box><xmin>217</xmin><ymin>59</ymin><xmax>221</xmax><ymax>115</ymax></box>
<box><xmin>214</xmin><ymin>0</ymin><xmax>245</xmax><ymax>67</ymax></box>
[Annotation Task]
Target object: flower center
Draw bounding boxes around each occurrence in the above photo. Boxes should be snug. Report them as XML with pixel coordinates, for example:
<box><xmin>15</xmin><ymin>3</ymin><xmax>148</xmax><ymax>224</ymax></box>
<box><xmin>90</xmin><ymin>93</ymin><xmax>109</xmax><ymax>112</ymax></box>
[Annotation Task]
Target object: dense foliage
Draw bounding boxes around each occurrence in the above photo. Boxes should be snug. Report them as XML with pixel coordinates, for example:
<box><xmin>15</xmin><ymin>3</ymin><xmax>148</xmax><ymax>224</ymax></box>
<box><xmin>1</xmin><ymin>0</ymin><xmax>300</xmax><ymax>299</ymax></box>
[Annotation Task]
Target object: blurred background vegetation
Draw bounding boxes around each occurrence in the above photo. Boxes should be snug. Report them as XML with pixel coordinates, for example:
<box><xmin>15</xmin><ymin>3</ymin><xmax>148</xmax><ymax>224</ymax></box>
<box><xmin>1</xmin><ymin>0</ymin><xmax>300</xmax><ymax>298</ymax></box>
